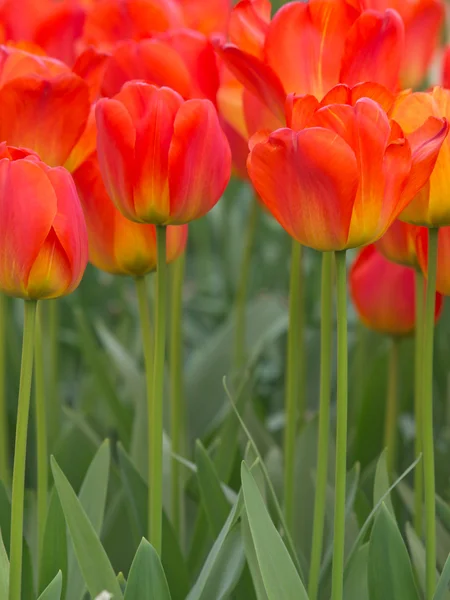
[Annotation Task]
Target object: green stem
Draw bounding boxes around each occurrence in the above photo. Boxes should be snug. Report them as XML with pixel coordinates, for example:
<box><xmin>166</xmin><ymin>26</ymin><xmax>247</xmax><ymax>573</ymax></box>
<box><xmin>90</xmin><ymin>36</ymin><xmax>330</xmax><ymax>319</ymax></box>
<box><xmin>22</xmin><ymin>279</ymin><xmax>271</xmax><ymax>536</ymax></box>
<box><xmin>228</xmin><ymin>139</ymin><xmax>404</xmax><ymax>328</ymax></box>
<box><xmin>9</xmin><ymin>300</ymin><xmax>37</xmax><ymax>600</ymax></box>
<box><xmin>384</xmin><ymin>338</ymin><xmax>400</xmax><ymax>476</ymax></box>
<box><xmin>170</xmin><ymin>252</ymin><xmax>186</xmax><ymax>543</ymax></box>
<box><xmin>414</xmin><ymin>269</ymin><xmax>424</xmax><ymax>536</ymax></box>
<box><xmin>0</xmin><ymin>293</ymin><xmax>9</xmax><ymax>484</ymax></box>
<box><xmin>134</xmin><ymin>276</ymin><xmax>154</xmax><ymax>538</ymax></box>
<box><xmin>233</xmin><ymin>197</ymin><xmax>259</xmax><ymax>371</ymax></box>
<box><xmin>423</xmin><ymin>227</ymin><xmax>438</xmax><ymax>600</ymax></box>
<box><xmin>308</xmin><ymin>251</ymin><xmax>333</xmax><ymax>600</ymax></box>
<box><xmin>47</xmin><ymin>301</ymin><xmax>59</xmax><ymax>452</ymax></box>
<box><xmin>283</xmin><ymin>240</ymin><xmax>303</xmax><ymax>532</ymax></box>
<box><xmin>34</xmin><ymin>305</ymin><xmax>48</xmax><ymax>567</ymax></box>
<box><xmin>331</xmin><ymin>250</ymin><xmax>348</xmax><ymax>600</ymax></box>
<box><xmin>151</xmin><ymin>225</ymin><xmax>167</xmax><ymax>555</ymax></box>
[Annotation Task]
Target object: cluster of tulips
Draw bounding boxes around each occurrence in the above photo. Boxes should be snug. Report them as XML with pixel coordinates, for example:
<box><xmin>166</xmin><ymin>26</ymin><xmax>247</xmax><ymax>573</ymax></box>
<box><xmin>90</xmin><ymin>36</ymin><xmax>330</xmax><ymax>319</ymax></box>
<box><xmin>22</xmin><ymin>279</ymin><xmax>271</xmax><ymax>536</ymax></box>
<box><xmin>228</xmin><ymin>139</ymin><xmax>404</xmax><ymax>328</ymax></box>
<box><xmin>1</xmin><ymin>0</ymin><xmax>450</xmax><ymax>598</ymax></box>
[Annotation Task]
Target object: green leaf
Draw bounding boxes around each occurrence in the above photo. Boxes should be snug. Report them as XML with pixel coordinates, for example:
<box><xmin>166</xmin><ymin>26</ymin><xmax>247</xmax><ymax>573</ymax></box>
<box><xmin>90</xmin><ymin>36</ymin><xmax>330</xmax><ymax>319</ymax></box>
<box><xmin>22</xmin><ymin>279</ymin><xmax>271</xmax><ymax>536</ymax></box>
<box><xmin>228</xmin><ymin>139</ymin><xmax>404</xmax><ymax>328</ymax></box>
<box><xmin>66</xmin><ymin>439</ymin><xmax>111</xmax><ymax>600</ymax></box>
<box><xmin>39</xmin><ymin>488</ymin><xmax>67</xmax><ymax>597</ymax></box>
<box><xmin>368</xmin><ymin>504</ymin><xmax>420</xmax><ymax>600</ymax></box>
<box><xmin>343</xmin><ymin>544</ymin><xmax>369</xmax><ymax>600</ymax></box>
<box><xmin>37</xmin><ymin>571</ymin><xmax>62</xmax><ymax>600</ymax></box>
<box><xmin>241</xmin><ymin>463</ymin><xmax>307</xmax><ymax>600</ymax></box>
<box><xmin>51</xmin><ymin>456</ymin><xmax>123</xmax><ymax>600</ymax></box>
<box><xmin>195</xmin><ymin>440</ymin><xmax>231</xmax><ymax>538</ymax></box>
<box><xmin>241</xmin><ymin>512</ymin><xmax>269</xmax><ymax>600</ymax></box>
<box><xmin>373</xmin><ymin>450</ymin><xmax>394</xmax><ymax>516</ymax></box>
<box><xmin>436</xmin><ymin>496</ymin><xmax>450</xmax><ymax>532</ymax></box>
<box><xmin>187</xmin><ymin>493</ymin><xmax>244</xmax><ymax>600</ymax></box>
<box><xmin>435</xmin><ymin>552</ymin><xmax>450</xmax><ymax>600</ymax></box>
<box><xmin>117</xmin><ymin>443</ymin><xmax>189</xmax><ymax>600</ymax></box>
<box><xmin>124</xmin><ymin>539</ymin><xmax>171</xmax><ymax>600</ymax></box>
<box><xmin>0</xmin><ymin>529</ymin><xmax>9</xmax><ymax>599</ymax></box>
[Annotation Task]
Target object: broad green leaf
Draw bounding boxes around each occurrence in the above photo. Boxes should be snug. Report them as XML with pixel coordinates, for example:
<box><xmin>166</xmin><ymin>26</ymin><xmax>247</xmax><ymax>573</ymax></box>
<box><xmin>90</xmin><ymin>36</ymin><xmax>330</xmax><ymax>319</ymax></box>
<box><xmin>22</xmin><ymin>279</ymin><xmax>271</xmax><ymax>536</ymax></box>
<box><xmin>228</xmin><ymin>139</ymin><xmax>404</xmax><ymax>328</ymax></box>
<box><xmin>0</xmin><ymin>481</ymin><xmax>11</xmax><ymax>549</ymax></box>
<box><xmin>37</xmin><ymin>571</ymin><xmax>62</xmax><ymax>600</ymax></box>
<box><xmin>117</xmin><ymin>443</ymin><xmax>188</xmax><ymax>600</ymax></box>
<box><xmin>241</xmin><ymin>512</ymin><xmax>269</xmax><ymax>600</ymax></box>
<box><xmin>187</xmin><ymin>493</ymin><xmax>244</xmax><ymax>600</ymax></box>
<box><xmin>39</xmin><ymin>488</ymin><xmax>67</xmax><ymax>597</ymax></box>
<box><xmin>124</xmin><ymin>539</ymin><xmax>171</xmax><ymax>600</ymax></box>
<box><xmin>51</xmin><ymin>456</ymin><xmax>123</xmax><ymax>600</ymax></box>
<box><xmin>0</xmin><ymin>529</ymin><xmax>8</xmax><ymax>599</ymax></box>
<box><xmin>368</xmin><ymin>504</ymin><xmax>420</xmax><ymax>600</ymax></box>
<box><xmin>436</xmin><ymin>496</ymin><xmax>450</xmax><ymax>532</ymax></box>
<box><xmin>373</xmin><ymin>450</ymin><xmax>394</xmax><ymax>515</ymax></box>
<box><xmin>435</xmin><ymin>552</ymin><xmax>450</xmax><ymax>600</ymax></box>
<box><xmin>195</xmin><ymin>441</ymin><xmax>231</xmax><ymax>538</ymax></box>
<box><xmin>67</xmin><ymin>439</ymin><xmax>111</xmax><ymax>600</ymax></box>
<box><xmin>343</xmin><ymin>544</ymin><xmax>369</xmax><ymax>600</ymax></box>
<box><xmin>241</xmin><ymin>463</ymin><xmax>307</xmax><ymax>600</ymax></box>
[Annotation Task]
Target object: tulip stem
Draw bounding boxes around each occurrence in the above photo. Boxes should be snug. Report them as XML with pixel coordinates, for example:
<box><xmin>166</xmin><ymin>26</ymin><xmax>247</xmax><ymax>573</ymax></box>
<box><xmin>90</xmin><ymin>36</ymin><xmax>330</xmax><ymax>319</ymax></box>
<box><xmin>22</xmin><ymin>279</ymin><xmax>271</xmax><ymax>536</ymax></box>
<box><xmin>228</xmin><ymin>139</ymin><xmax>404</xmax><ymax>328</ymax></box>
<box><xmin>384</xmin><ymin>337</ymin><xmax>400</xmax><ymax>476</ymax></box>
<box><xmin>47</xmin><ymin>301</ymin><xmax>60</xmax><ymax>452</ymax></box>
<box><xmin>414</xmin><ymin>269</ymin><xmax>424</xmax><ymax>536</ymax></box>
<box><xmin>151</xmin><ymin>225</ymin><xmax>167</xmax><ymax>555</ymax></box>
<box><xmin>331</xmin><ymin>250</ymin><xmax>348</xmax><ymax>600</ymax></box>
<box><xmin>308</xmin><ymin>251</ymin><xmax>333</xmax><ymax>600</ymax></box>
<box><xmin>283</xmin><ymin>240</ymin><xmax>303</xmax><ymax>532</ymax></box>
<box><xmin>170</xmin><ymin>252</ymin><xmax>186</xmax><ymax>544</ymax></box>
<box><xmin>35</xmin><ymin>304</ymin><xmax>48</xmax><ymax>569</ymax></box>
<box><xmin>423</xmin><ymin>227</ymin><xmax>438</xmax><ymax>600</ymax></box>
<box><xmin>9</xmin><ymin>299</ymin><xmax>37</xmax><ymax>600</ymax></box>
<box><xmin>134</xmin><ymin>276</ymin><xmax>154</xmax><ymax>538</ymax></box>
<box><xmin>233</xmin><ymin>196</ymin><xmax>259</xmax><ymax>371</ymax></box>
<box><xmin>0</xmin><ymin>293</ymin><xmax>9</xmax><ymax>485</ymax></box>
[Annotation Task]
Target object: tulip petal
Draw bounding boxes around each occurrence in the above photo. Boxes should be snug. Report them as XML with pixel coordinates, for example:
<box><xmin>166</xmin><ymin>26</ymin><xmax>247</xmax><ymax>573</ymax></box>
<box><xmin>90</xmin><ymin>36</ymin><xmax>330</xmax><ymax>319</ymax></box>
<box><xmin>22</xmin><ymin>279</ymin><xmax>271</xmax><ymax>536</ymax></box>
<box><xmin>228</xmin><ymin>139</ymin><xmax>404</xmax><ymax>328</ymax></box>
<box><xmin>340</xmin><ymin>9</ymin><xmax>404</xmax><ymax>91</ymax></box>
<box><xmin>264</xmin><ymin>0</ymin><xmax>358</xmax><ymax>99</ymax></box>
<box><xmin>229</xmin><ymin>0</ymin><xmax>271</xmax><ymax>59</ymax></box>
<box><xmin>65</xmin><ymin>105</ymin><xmax>97</xmax><ymax>173</ymax></box>
<box><xmin>417</xmin><ymin>226</ymin><xmax>450</xmax><ymax>299</ymax></box>
<box><xmin>72</xmin><ymin>47</ymin><xmax>111</xmax><ymax>102</ymax></box>
<box><xmin>247</xmin><ymin>127</ymin><xmax>358</xmax><ymax>251</ymax></box>
<box><xmin>285</xmin><ymin>94</ymin><xmax>320</xmax><ymax>130</ymax></box>
<box><xmin>0</xmin><ymin>158</ymin><xmax>57</xmax><ymax>297</ymax></box>
<box><xmin>0</xmin><ymin>73</ymin><xmax>90</xmax><ymax>166</ymax></box>
<box><xmin>178</xmin><ymin>0</ymin><xmax>231</xmax><ymax>35</ymax></box>
<box><xmin>168</xmin><ymin>99</ymin><xmax>231</xmax><ymax>223</ymax></box>
<box><xmin>243</xmin><ymin>87</ymin><xmax>284</xmax><ymax>136</ymax></box>
<box><xmin>26</xmin><ymin>229</ymin><xmax>72</xmax><ymax>300</ymax></box>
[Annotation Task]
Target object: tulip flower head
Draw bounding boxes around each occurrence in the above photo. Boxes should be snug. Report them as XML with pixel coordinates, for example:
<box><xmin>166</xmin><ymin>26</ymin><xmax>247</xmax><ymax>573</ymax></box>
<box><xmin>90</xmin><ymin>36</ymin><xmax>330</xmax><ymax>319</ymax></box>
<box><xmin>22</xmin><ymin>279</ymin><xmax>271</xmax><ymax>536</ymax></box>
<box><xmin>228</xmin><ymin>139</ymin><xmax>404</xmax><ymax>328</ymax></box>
<box><xmin>350</xmin><ymin>244</ymin><xmax>442</xmax><ymax>336</ymax></box>
<box><xmin>95</xmin><ymin>81</ymin><xmax>231</xmax><ymax>225</ymax></box>
<box><xmin>247</xmin><ymin>85</ymin><xmax>448</xmax><ymax>252</ymax></box>
<box><xmin>0</xmin><ymin>147</ymin><xmax>88</xmax><ymax>300</ymax></box>
<box><xmin>375</xmin><ymin>219</ymin><xmax>422</xmax><ymax>267</ymax></box>
<box><xmin>73</xmin><ymin>154</ymin><xmax>188</xmax><ymax>276</ymax></box>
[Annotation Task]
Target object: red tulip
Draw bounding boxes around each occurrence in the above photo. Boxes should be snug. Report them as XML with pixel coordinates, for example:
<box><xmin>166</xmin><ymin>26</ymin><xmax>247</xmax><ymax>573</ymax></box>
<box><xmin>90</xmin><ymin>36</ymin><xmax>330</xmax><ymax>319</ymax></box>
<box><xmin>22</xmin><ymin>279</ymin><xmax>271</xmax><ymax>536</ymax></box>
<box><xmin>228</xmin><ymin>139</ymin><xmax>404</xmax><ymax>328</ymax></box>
<box><xmin>442</xmin><ymin>45</ymin><xmax>450</xmax><ymax>90</ymax></box>
<box><xmin>416</xmin><ymin>226</ymin><xmax>450</xmax><ymax>296</ymax></box>
<box><xmin>0</xmin><ymin>149</ymin><xmax>88</xmax><ymax>299</ymax></box>
<box><xmin>96</xmin><ymin>81</ymin><xmax>231</xmax><ymax>225</ymax></box>
<box><xmin>73</xmin><ymin>154</ymin><xmax>187</xmax><ymax>276</ymax></box>
<box><xmin>350</xmin><ymin>244</ymin><xmax>442</xmax><ymax>335</ymax></box>
<box><xmin>375</xmin><ymin>220</ymin><xmax>423</xmax><ymax>267</ymax></box>
<box><xmin>247</xmin><ymin>86</ymin><xmax>447</xmax><ymax>251</ymax></box>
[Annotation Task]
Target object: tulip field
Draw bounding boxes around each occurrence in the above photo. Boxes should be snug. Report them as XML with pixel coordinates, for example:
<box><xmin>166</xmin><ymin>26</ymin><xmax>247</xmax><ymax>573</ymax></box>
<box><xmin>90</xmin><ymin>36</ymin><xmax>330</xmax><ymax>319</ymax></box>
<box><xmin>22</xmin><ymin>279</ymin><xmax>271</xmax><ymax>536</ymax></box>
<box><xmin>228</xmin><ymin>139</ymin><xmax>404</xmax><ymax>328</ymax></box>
<box><xmin>4</xmin><ymin>0</ymin><xmax>450</xmax><ymax>599</ymax></box>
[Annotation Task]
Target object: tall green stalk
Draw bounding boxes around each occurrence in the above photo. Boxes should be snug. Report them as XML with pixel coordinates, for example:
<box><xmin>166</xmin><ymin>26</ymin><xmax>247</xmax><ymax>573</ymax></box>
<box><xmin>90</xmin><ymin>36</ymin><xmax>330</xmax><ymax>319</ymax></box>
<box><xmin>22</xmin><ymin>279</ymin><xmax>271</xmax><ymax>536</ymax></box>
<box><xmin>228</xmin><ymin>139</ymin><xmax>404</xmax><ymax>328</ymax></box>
<box><xmin>384</xmin><ymin>338</ymin><xmax>400</xmax><ymax>476</ymax></box>
<box><xmin>331</xmin><ymin>250</ymin><xmax>348</xmax><ymax>600</ymax></box>
<box><xmin>47</xmin><ymin>301</ymin><xmax>59</xmax><ymax>452</ymax></box>
<box><xmin>234</xmin><ymin>197</ymin><xmax>259</xmax><ymax>371</ymax></box>
<box><xmin>170</xmin><ymin>252</ymin><xmax>186</xmax><ymax>542</ymax></box>
<box><xmin>0</xmin><ymin>293</ymin><xmax>9</xmax><ymax>484</ymax></box>
<box><xmin>134</xmin><ymin>276</ymin><xmax>154</xmax><ymax>540</ymax></box>
<box><xmin>34</xmin><ymin>305</ymin><xmax>48</xmax><ymax>566</ymax></box>
<box><xmin>423</xmin><ymin>227</ymin><xmax>438</xmax><ymax>600</ymax></box>
<box><xmin>414</xmin><ymin>270</ymin><xmax>424</xmax><ymax>536</ymax></box>
<box><xmin>151</xmin><ymin>225</ymin><xmax>167</xmax><ymax>555</ymax></box>
<box><xmin>283</xmin><ymin>240</ymin><xmax>303</xmax><ymax>532</ymax></box>
<box><xmin>308</xmin><ymin>251</ymin><xmax>333</xmax><ymax>600</ymax></box>
<box><xmin>9</xmin><ymin>300</ymin><xmax>37</xmax><ymax>600</ymax></box>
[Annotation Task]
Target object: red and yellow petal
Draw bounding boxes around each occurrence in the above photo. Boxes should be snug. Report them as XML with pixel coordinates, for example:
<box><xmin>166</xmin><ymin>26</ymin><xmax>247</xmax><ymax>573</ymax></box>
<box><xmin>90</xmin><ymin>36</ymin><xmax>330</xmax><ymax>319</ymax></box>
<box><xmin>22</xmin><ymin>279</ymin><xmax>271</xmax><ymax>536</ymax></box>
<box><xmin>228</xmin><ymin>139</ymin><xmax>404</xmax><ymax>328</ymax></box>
<box><xmin>229</xmin><ymin>0</ymin><xmax>271</xmax><ymax>59</ymax></box>
<box><xmin>375</xmin><ymin>219</ymin><xmax>422</xmax><ymax>267</ymax></box>
<box><xmin>247</xmin><ymin>126</ymin><xmax>358</xmax><ymax>251</ymax></box>
<box><xmin>168</xmin><ymin>98</ymin><xmax>231</xmax><ymax>224</ymax></box>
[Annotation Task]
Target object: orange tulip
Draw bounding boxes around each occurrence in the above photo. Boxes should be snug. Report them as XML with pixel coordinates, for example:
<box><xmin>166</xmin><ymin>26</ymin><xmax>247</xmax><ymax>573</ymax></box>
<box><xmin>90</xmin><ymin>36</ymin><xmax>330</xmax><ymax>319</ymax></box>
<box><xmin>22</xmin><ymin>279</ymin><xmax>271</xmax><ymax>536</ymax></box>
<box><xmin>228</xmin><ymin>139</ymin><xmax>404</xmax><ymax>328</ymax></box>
<box><xmin>95</xmin><ymin>81</ymin><xmax>231</xmax><ymax>225</ymax></box>
<box><xmin>360</xmin><ymin>0</ymin><xmax>444</xmax><ymax>89</ymax></box>
<box><xmin>217</xmin><ymin>0</ymin><xmax>405</xmax><ymax>135</ymax></box>
<box><xmin>350</xmin><ymin>244</ymin><xmax>442</xmax><ymax>335</ymax></box>
<box><xmin>0</xmin><ymin>149</ymin><xmax>88</xmax><ymax>300</ymax></box>
<box><xmin>73</xmin><ymin>154</ymin><xmax>187</xmax><ymax>276</ymax></box>
<box><xmin>416</xmin><ymin>226</ymin><xmax>450</xmax><ymax>296</ymax></box>
<box><xmin>391</xmin><ymin>87</ymin><xmax>450</xmax><ymax>227</ymax></box>
<box><xmin>247</xmin><ymin>88</ymin><xmax>448</xmax><ymax>251</ymax></box>
<box><xmin>375</xmin><ymin>219</ymin><xmax>423</xmax><ymax>267</ymax></box>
